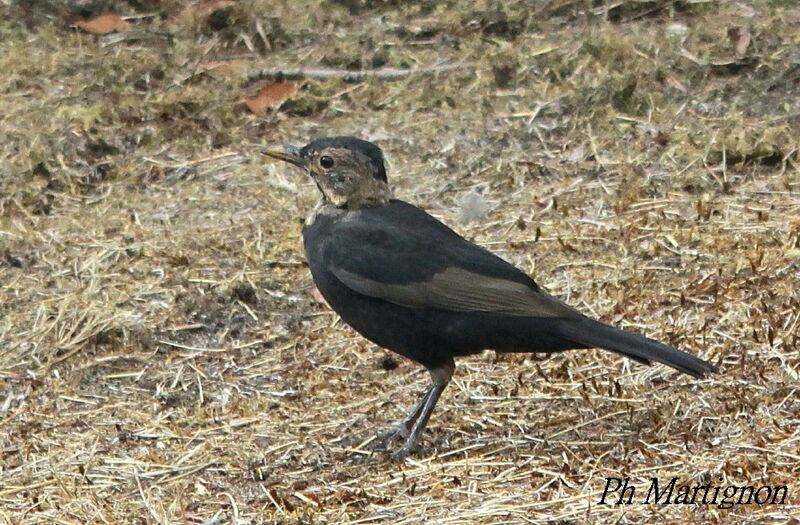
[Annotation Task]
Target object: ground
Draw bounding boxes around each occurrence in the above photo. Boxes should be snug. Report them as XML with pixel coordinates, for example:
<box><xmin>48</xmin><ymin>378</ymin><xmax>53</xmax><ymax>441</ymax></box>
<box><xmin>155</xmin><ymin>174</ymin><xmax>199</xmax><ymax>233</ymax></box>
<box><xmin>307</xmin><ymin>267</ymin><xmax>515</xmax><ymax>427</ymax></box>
<box><xmin>1</xmin><ymin>0</ymin><xmax>799</xmax><ymax>524</ymax></box>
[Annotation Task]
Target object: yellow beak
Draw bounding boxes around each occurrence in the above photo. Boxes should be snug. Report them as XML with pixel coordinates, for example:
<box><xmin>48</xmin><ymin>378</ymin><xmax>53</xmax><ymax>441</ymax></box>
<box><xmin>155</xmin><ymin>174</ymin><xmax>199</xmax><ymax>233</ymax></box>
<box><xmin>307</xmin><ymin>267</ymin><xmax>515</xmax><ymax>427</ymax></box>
<box><xmin>262</xmin><ymin>145</ymin><xmax>305</xmax><ymax>169</ymax></box>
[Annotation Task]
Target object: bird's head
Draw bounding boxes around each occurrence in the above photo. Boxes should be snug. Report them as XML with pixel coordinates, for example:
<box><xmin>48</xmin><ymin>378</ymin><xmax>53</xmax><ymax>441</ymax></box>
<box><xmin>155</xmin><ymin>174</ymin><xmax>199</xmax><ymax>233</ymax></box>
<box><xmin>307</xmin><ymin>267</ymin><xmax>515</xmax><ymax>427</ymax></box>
<box><xmin>263</xmin><ymin>136</ymin><xmax>392</xmax><ymax>209</ymax></box>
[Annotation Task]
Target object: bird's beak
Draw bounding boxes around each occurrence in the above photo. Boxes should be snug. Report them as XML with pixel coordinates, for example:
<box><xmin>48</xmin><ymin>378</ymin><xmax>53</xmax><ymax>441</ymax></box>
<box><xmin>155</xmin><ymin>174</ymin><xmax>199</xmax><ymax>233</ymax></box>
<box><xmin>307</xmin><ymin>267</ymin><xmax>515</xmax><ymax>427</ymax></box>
<box><xmin>262</xmin><ymin>145</ymin><xmax>305</xmax><ymax>170</ymax></box>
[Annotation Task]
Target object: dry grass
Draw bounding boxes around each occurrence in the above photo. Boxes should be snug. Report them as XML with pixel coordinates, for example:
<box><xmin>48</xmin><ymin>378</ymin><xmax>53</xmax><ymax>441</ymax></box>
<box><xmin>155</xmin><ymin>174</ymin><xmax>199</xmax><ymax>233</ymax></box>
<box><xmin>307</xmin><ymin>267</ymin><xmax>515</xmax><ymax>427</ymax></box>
<box><xmin>1</xmin><ymin>0</ymin><xmax>799</xmax><ymax>523</ymax></box>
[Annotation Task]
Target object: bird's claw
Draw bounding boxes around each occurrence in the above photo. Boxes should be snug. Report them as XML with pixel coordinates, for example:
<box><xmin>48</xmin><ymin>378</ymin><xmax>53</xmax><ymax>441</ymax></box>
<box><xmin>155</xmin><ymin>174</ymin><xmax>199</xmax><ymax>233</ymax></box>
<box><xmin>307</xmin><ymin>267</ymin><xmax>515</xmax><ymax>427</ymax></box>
<box><xmin>374</xmin><ymin>422</ymin><xmax>420</xmax><ymax>460</ymax></box>
<box><xmin>375</xmin><ymin>422</ymin><xmax>411</xmax><ymax>444</ymax></box>
<box><xmin>390</xmin><ymin>444</ymin><xmax>415</xmax><ymax>462</ymax></box>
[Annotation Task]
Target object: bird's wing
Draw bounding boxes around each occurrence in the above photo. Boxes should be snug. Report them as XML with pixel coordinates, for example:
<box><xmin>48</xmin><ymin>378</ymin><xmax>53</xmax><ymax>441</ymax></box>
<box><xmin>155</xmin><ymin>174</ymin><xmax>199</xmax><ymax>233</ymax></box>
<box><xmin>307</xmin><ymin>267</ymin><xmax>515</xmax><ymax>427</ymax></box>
<box><xmin>324</xmin><ymin>201</ymin><xmax>581</xmax><ymax>319</ymax></box>
<box><xmin>331</xmin><ymin>265</ymin><xmax>579</xmax><ymax>317</ymax></box>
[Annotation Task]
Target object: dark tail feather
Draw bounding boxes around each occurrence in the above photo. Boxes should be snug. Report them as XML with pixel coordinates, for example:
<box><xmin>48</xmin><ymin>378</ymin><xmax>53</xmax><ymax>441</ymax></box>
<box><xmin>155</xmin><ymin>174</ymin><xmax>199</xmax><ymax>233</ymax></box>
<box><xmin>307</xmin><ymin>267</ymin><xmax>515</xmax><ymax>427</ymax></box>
<box><xmin>560</xmin><ymin>318</ymin><xmax>717</xmax><ymax>378</ymax></box>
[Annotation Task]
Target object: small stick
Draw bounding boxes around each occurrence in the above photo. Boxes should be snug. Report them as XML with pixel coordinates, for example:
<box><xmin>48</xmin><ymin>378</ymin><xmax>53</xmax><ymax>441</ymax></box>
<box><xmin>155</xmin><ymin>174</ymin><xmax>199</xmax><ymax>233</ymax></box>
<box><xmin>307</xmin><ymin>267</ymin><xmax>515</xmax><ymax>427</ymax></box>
<box><xmin>247</xmin><ymin>63</ymin><xmax>464</xmax><ymax>84</ymax></box>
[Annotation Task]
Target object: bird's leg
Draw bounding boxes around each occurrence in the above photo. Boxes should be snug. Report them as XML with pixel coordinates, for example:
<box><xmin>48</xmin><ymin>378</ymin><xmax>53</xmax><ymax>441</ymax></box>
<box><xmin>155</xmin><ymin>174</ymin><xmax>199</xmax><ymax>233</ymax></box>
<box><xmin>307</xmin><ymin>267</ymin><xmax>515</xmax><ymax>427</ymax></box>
<box><xmin>392</xmin><ymin>360</ymin><xmax>454</xmax><ymax>461</ymax></box>
<box><xmin>377</xmin><ymin>384</ymin><xmax>435</xmax><ymax>443</ymax></box>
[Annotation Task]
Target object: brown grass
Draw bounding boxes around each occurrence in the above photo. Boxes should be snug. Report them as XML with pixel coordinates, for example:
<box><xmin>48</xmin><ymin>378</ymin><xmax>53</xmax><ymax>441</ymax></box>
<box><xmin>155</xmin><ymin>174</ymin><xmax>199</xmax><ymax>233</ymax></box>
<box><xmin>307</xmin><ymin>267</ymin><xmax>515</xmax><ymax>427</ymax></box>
<box><xmin>1</xmin><ymin>0</ymin><xmax>799</xmax><ymax>523</ymax></box>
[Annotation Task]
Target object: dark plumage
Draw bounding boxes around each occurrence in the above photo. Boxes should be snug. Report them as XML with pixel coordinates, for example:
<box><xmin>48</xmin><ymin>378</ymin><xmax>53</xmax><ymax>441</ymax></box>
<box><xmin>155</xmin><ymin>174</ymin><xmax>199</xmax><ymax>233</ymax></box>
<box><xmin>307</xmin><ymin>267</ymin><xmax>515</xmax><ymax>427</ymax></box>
<box><xmin>264</xmin><ymin>136</ymin><xmax>717</xmax><ymax>459</ymax></box>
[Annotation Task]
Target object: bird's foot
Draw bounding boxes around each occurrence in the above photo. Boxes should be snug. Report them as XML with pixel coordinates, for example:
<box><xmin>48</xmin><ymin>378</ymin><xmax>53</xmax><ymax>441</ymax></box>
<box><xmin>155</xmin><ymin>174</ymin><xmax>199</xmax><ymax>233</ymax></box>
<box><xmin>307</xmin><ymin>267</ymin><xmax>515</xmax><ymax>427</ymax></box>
<box><xmin>390</xmin><ymin>443</ymin><xmax>415</xmax><ymax>462</ymax></box>
<box><xmin>375</xmin><ymin>421</ymin><xmax>411</xmax><ymax>444</ymax></box>
<box><xmin>377</xmin><ymin>423</ymin><xmax>425</xmax><ymax>461</ymax></box>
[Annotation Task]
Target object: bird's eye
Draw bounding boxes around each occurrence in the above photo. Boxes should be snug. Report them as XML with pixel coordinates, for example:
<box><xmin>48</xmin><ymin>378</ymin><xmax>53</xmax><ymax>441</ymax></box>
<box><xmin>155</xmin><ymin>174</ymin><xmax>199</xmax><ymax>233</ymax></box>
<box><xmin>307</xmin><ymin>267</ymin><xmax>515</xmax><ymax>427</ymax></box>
<box><xmin>319</xmin><ymin>156</ymin><xmax>334</xmax><ymax>169</ymax></box>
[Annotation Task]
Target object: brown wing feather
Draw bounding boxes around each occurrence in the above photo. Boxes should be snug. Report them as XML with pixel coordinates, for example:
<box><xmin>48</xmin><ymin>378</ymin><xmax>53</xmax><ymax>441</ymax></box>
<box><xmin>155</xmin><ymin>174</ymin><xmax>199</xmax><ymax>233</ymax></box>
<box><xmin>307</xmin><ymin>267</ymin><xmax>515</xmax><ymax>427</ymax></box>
<box><xmin>331</xmin><ymin>266</ymin><xmax>580</xmax><ymax>319</ymax></box>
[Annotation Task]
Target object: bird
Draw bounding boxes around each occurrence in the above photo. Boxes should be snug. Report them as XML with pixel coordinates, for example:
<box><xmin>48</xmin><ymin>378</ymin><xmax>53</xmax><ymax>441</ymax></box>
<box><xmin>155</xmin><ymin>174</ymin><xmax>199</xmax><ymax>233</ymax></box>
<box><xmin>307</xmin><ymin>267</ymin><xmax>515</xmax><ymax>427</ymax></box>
<box><xmin>263</xmin><ymin>136</ymin><xmax>717</xmax><ymax>460</ymax></box>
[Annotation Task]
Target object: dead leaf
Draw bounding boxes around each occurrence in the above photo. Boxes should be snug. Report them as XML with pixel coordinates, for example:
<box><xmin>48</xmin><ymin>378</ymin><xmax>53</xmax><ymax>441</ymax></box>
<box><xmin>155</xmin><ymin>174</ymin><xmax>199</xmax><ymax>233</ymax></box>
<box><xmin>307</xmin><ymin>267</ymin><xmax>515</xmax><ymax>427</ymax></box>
<box><xmin>76</xmin><ymin>14</ymin><xmax>129</xmax><ymax>34</ymax></box>
<box><xmin>200</xmin><ymin>61</ymin><xmax>242</xmax><ymax>73</ymax></box>
<box><xmin>244</xmin><ymin>81</ymin><xmax>304</xmax><ymax>113</ymax></box>
<box><xmin>728</xmin><ymin>26</ymin><xmax>752</xmax><ymax>58</ymax></box>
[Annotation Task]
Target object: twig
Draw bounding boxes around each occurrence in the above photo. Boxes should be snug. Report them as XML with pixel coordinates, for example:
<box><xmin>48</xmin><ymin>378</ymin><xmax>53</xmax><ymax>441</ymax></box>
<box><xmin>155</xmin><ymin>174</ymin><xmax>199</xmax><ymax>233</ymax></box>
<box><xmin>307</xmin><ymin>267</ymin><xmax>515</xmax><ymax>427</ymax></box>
<box><xmin>222</xmin><ymin>493</ymin><xmax>239</xmax><ymax>524</ymax></box>
<box><xmin>0</xmin><ymin>478</ymin><xmax>58</xmax><ymax>497</ymax></box>
<box><xmin>135</xmin><ymin>472</ymin><xmax>166</xmax><ymax>525</ymax></box>
<box><xmin>247</xmin><ymin>64</ymin><xmax>465</xmax><ymax>84</ymax></box>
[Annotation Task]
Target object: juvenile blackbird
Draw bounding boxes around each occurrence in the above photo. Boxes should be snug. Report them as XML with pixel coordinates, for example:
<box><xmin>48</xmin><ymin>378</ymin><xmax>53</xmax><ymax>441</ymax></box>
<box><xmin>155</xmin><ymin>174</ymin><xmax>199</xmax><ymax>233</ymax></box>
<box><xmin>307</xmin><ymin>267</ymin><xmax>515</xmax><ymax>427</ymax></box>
<box><xmin>264</xmin><ymin>136</ymin><xmax>717</xmax><ymax>459</ymax></box>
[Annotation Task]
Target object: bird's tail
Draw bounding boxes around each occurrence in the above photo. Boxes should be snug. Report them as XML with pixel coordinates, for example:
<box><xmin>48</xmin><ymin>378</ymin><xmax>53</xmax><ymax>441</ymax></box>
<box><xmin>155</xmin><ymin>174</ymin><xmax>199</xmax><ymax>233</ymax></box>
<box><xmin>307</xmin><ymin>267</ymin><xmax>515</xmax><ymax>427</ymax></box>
<box><xmin>560</xmin><ymin>317</ymin><xmax>717</xmax><ymax>378</ymax></box>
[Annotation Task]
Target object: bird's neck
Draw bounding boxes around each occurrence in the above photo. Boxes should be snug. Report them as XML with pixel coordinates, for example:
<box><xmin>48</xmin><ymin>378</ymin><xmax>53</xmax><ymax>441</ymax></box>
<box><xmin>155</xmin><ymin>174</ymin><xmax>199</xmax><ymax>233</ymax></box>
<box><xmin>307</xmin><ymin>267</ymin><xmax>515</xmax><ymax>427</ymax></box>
<box><xmin>305</xmin><ymin>199</ymin><xmax>345</xmax><ymax>226</ymax></box>
<box><xmin>331</xmin><ymin>179</ymin><xmax>393</xmax><ymax>211</ymax></box>
<box><xmin>360</xmin><ymin>178</ymin><xmax>393</xmax><ymax>208</ymax></box>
